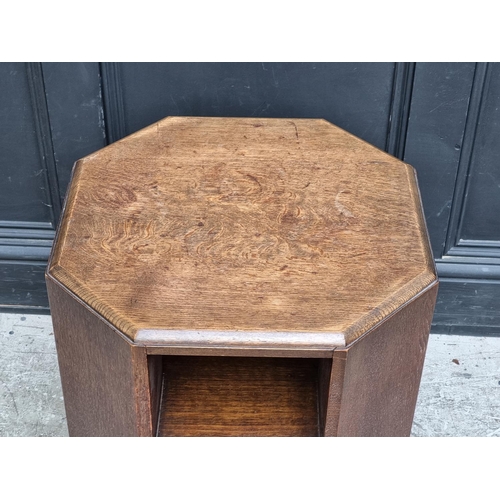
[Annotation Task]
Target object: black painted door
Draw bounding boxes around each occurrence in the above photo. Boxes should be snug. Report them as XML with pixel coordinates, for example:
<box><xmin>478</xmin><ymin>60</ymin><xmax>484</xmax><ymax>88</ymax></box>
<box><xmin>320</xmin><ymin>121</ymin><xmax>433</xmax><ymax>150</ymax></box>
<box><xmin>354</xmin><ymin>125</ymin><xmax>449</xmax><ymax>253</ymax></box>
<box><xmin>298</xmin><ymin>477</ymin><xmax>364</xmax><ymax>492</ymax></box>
<box><xmin>1</xmin><ymin>63</ymin><xmax>498</xmax><ymax>334</ymax></box>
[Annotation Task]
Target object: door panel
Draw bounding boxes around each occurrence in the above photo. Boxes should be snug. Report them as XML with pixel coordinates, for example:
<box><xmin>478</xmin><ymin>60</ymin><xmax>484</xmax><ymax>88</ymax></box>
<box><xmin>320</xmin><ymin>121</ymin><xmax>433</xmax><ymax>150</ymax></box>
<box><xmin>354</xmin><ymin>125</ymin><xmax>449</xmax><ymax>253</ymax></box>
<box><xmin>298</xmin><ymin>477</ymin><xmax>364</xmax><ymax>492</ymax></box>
<box><xmin>0</xmin><ymin>63</ymin><xmax>54</xmax><ymax>224</ymax></box>
<box><xmin>42</xmin><ymin>62</ymin><xmax>107</xmax><ymax>203</ymax></box>
<box><xmin>112</xmin><ymin>62</ymin><xmax>397</xmax><ymax>150</ymax></box>
<box><xmin>402</xmin><ymin>62</ymin><xmax>476</xmax><ymax>258</ymax></box>
<box><xmin>458</xmin><ymin>63</ymin><xmax>500</xmax><ymax>244</ymax></box>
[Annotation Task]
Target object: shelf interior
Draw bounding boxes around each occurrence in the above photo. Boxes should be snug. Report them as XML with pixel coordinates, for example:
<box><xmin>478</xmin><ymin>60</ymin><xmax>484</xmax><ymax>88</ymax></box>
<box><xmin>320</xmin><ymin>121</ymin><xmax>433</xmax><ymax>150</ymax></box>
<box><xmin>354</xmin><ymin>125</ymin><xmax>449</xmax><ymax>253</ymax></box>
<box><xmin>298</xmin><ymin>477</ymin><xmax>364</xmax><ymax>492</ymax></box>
<box><xmin>155</xmin><ymin>355</ymin><xmax>330</xmax><ymax>437</ymax></box>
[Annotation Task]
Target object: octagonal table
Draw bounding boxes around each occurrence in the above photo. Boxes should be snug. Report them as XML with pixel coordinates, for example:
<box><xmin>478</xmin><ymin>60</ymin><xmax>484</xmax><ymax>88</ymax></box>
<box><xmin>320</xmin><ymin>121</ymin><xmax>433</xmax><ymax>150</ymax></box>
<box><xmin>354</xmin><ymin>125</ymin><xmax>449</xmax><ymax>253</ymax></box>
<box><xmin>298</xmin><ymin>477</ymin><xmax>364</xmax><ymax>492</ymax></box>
<box><xmin>46</xmin><ymin>117</ymin><xmax>438</xmax><ymax>436</ymax></box>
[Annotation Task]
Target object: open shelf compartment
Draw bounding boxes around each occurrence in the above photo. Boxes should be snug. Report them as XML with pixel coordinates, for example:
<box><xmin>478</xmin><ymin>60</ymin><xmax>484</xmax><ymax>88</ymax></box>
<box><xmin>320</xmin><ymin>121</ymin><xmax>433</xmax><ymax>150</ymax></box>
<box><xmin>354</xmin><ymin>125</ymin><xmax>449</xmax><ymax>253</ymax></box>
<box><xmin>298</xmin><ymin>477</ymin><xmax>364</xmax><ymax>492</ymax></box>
<box><xmin>150</xmin><ymin>355</ymin><xmax>332</xmax><ymax>437</ymax></box>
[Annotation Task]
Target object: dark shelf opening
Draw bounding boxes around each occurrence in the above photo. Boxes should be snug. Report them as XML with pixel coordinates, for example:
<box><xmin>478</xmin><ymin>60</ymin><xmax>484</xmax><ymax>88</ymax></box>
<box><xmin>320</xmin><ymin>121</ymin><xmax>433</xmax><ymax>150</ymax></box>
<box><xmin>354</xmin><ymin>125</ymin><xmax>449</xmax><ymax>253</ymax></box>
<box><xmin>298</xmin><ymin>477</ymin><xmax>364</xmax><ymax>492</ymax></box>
<box><xmin>150</xmin><ymin>355</ymin><xmax>332</xmax><ymax>437</ymax></box>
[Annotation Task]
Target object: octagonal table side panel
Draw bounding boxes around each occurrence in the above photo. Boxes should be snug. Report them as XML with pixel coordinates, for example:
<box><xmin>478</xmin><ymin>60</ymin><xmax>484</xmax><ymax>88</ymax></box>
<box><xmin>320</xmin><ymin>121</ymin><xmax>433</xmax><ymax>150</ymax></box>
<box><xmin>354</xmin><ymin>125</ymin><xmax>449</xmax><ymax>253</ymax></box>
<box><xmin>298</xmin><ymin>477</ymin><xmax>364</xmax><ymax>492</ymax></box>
<box><xmin>324</xmin><ymin>282</ymin><xmax>439</xmax><ymax>437</ymax></box>
<box><xmin>46</xmin><ymin>275</ymin><xmax>154</xmax><ymax>437</ymax></box>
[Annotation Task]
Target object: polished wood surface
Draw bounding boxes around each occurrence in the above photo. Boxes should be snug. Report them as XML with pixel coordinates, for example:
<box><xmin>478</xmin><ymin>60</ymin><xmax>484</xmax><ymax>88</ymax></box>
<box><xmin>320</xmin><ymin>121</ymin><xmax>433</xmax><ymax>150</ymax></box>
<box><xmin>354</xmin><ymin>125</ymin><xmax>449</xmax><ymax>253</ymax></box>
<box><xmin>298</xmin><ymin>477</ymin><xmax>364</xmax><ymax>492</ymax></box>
<box><xmin>158</xmin><ymin>356</ymin><xmax>321</xmax><ymax>437</ymax></box>
<box><xmin>48</xmin><ymin>117</ymin><xmax>436</xmax><ymax>352</ymax></box>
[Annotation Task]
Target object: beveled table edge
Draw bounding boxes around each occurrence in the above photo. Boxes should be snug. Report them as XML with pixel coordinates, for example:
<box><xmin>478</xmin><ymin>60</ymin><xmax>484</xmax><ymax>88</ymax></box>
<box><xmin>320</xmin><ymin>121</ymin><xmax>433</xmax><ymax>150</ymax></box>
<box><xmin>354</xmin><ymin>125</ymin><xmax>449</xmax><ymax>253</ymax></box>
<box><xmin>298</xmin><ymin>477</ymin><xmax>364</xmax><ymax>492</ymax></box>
<box><xmin>46</xmin><ymin>265</ymin><xmax>438</xmax><ymax>355</ymax></box>
<box><xmin>134</xmin><ymin>328</ymin><xmax>346</xmax><ymax>349</ymax></box>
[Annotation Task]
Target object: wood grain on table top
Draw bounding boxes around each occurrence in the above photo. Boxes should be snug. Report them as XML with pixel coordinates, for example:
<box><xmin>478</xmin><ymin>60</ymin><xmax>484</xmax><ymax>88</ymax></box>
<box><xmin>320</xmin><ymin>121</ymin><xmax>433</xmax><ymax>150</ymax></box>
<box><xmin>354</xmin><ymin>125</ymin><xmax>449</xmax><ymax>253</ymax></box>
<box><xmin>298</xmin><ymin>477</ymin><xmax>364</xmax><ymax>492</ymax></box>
<box><xmin>48</xmin><ymin>117</ymin><xmax>437</xmax><ymax>350</ymax></box>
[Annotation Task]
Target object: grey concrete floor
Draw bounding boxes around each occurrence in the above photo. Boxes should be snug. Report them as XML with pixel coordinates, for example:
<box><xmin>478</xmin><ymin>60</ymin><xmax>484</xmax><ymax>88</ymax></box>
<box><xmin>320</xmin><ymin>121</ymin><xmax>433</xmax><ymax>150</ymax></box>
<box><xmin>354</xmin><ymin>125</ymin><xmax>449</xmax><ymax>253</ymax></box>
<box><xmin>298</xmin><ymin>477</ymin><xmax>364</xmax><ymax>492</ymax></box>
<box><xmin>1</xmin><ymin>312</ymin><xmax>499</xmax><ymax>437</ymax></box>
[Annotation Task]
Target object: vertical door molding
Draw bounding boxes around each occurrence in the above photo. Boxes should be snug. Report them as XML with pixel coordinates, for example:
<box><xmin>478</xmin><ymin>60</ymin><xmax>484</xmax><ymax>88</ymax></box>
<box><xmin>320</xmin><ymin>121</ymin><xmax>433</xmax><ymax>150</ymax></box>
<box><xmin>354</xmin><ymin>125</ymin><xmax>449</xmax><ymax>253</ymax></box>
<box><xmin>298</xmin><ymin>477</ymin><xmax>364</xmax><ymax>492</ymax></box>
<box><xmin>444</xmin><ymin>62</ymin><xmax>490</xmax><ymax>255</ymax></box>
<box><xmin>26</xmin><ymin>62</ymin><xmax>61</xmax><ymax>224</ymax></box>
<box><xmin>100</xmin><ymin>62</ymin><xmax>127</xmax><ymax>143</ymax></box>
<box><xmin>386</xmin><ymin>62</ymin><xmax>416</xmax><ymax>159</ymax></box>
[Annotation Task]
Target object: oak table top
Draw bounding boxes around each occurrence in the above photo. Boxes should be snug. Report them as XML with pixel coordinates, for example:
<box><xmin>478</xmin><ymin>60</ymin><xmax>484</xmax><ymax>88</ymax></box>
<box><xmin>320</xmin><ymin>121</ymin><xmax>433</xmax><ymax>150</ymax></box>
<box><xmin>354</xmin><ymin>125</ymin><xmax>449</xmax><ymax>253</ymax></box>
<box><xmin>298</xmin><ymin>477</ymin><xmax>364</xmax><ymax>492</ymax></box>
<box><xmin>47</xmin><ymin>117</ymin><xmax>436</xmax><ymax>354</ymax></box>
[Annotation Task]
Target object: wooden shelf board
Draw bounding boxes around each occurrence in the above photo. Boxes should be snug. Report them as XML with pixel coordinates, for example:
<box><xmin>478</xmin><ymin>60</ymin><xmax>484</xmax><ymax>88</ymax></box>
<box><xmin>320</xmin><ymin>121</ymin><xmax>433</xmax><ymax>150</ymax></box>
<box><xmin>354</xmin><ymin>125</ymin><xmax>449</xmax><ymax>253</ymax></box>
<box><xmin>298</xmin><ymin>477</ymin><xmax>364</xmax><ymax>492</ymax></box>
<box><xmin>157</xmin><ymin>356</ymin><xmax>321</xmax><ymax>437</ymax></box>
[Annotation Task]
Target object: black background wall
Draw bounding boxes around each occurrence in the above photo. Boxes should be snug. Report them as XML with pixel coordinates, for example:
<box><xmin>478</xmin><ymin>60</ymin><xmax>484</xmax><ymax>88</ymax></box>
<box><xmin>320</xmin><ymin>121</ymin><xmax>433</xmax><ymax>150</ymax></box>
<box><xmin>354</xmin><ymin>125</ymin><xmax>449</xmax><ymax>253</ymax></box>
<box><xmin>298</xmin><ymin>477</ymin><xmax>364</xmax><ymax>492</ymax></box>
<box><xmin>1</xmin><ymin>62</ymin><xmax>499</xmax><ymax>334</ymax></box>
